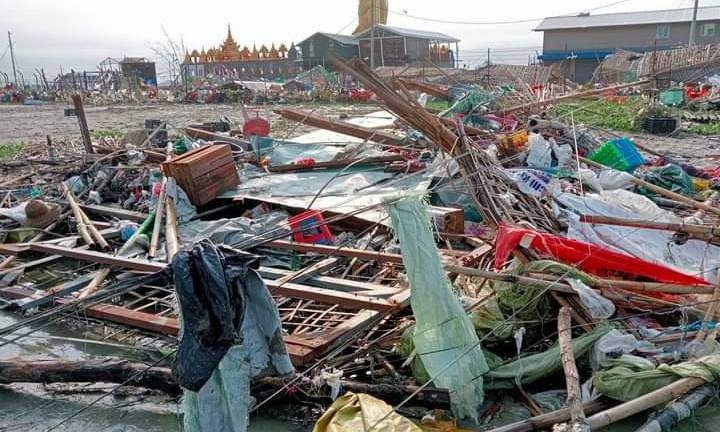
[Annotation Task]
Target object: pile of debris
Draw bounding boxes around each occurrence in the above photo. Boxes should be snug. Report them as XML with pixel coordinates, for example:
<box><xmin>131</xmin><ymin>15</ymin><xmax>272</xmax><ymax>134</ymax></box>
<box><xmin>3</xmin><ymin>55</ymin><xmax>720</xmax><ymax>432</ymax></box>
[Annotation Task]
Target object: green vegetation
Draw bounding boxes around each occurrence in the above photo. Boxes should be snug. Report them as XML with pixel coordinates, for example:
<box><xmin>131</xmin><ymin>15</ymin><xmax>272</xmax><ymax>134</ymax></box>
<box><xmin>425</xmin><ymin>98</ymin><xmax>450</xmax><ymax>113</ymax></box>
<box><xmin>91</xmin><ymin>129</ymin><xmax>124</xmax><ymax>139</ymax></box>
<box><xmin>553</xmin><ymin>97</ymin><xmax>647</xmax><ymax>132</ymax></box>
<box><xmin>0</xmin><ymin>141</ymin><xmax>26</xmax><ymax>160</ymax></box>
<box><xmin>687</xmin><ymin>122</ymin><xmax>720</xmax><ymax>136</ymax></box>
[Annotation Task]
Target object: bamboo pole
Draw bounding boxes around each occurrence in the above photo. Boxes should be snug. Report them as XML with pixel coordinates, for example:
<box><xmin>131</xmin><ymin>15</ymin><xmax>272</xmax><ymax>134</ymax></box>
<box><xmin>148</xmin><ymin>178</ymin><xmax>167</xmax><ymax>258</ymax></box>
<box><xmin>585</xmin><ymin>377</ymin><xmax>706</xmax><ymax>430</ymax></box>
<box><xmin>581</xmin><ymin>156</ymin><xmax>720</xmax><ymax>217</ymax></box>
<box><xmin>64</xmin><ymin>184</ymin><xmax>109</xmax><ymax>250</ymax></box>
<box><xmin>62</xmin><ymin>183</ymin><xmax>94</xmax><ymax>246</ymax></box>
<box><xmin>485</xmin><ymin>399</ymin><xmax>612</xmax><ymax>432</ymax></box>
<box><xmin>578</xmin><ymin>214</ymin><xmax>720</xmax><ymax>241</ymax></box>
<box><xmin>445</xmin><ymin>265</ymin><xmax>715</xmax><ymax>295</ymax></box>
<box><xmin>77</xmin><ymin>212</ymin><xmax>156</xmax><ymax>299</ymax></box>
<box><xmin>556</xmin><ymin>307</ymin><xmax>591</xmax><ymax>432</ymax></box>
<box><xmin>79</xmin><ymin>207</ymin><xmax>109</xmax><ymax>250</ymax></box>
<box><xmin>164</xmin><ymin>191</ymin><xmax>179</xmax><ymax>262</ymax></box>
<box><xmin>526</xmin><ymin>272</ymin><xmax>714</xmax><ymax>295</ymax></box>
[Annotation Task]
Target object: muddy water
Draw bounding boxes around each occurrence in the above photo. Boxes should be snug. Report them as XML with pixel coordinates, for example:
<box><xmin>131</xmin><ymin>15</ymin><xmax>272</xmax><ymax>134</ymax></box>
<box><xmin>0</xmin><ymin>311</ymin><xmax>310</xmax><ymax>431</ymax></box>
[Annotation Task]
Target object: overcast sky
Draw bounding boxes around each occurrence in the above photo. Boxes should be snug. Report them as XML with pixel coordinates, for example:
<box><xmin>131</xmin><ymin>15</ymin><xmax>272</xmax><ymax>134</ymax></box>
<box><xmin>2</xmin><ymin>0</ymin><xmax>719</xmax><ymax>79</ymax></box>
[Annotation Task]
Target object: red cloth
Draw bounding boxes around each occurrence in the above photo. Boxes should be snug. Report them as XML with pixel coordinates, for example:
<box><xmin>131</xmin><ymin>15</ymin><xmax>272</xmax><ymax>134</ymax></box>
<box><xmin>495</xmin><ymin>223</ymin><xmax>709</xmax><ymax>285</ymax></box>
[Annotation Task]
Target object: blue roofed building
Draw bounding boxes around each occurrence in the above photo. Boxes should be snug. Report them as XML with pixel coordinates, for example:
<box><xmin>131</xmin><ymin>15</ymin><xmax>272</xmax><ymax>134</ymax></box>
<box><xmin>535</xmin><ymin>6</ymin><xmax>720</xmax><ymax>83</ymax></box>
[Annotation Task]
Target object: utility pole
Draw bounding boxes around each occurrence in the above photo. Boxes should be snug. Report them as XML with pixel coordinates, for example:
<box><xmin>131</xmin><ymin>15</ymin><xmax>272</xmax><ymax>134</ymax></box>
<box><xmin>370</xmin><ymin>0</ymin><xmax>375</xmax><ymax>69</ymax></box>
<box><xmin>689</xmin><ymin>0</ymin><xmax>700</xmax><ymax>47</ymax></box>
<box><xmin>7</xmin><ymin>31</ymin><xmax>18</xmax><ymax>89</ymax></box>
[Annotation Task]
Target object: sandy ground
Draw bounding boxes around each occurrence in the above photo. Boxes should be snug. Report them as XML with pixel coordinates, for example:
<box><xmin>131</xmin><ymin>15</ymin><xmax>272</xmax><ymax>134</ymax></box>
<box><xmin>0</xmin><ymin>102</ymin><xmax>381</xmax><ymax>146</ymax></box>
<box><xmin>3</xmin><ymin>102</ymin><xmax>720</xmax><ymax>169</ymax></box>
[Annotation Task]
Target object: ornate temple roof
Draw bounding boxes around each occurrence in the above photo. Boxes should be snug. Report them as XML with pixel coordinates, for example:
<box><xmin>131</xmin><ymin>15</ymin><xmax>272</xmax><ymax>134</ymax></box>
<box><xmin>183</xmin><ymin>26</ymin><xmax>293</xmax><ymax>64</ymax></box>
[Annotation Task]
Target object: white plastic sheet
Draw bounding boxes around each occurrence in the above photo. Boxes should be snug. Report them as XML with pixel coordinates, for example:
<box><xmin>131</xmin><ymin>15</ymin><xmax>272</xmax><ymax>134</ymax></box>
<box><xmin>554</xmin><ymin>189</ymin><xmax>720</xmax><ymax>282</ymax></box>
<box><xmin>567</xmin><ymin>279</ymin><xmax>615</xmax><ymax>320</ymax></box>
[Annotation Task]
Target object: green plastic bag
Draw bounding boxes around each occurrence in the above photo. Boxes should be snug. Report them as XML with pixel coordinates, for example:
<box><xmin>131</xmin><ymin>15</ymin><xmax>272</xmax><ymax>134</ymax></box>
<box><xmin>636</xmin><ymin>164</ymin><xmax>695</xmax><ymax>198</ymax></box>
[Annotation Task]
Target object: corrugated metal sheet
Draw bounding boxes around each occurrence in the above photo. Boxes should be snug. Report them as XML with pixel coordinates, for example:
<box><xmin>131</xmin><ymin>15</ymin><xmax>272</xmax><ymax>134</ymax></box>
<box><xmin>356</xmin><ymin>25</ymin><xmax>460</xmax><ymax>42</ymax></box>
<box><xmin>536</xmin><ymin>6</ymin><xmax>720</xmax><ymax>31</ymax></box>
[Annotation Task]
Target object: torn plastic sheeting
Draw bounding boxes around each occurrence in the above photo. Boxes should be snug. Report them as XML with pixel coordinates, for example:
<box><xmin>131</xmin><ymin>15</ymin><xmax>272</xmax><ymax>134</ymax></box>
<box><xmin>567</xmin><ymin>278</ymin><xmax>615</xmax><ymax>320</ymax></box>
<box><xmin>178</xmin><ymin>244</ymin><xmax>294</xmax><ymax>431</ymax></box>
<box><xmin>387</xmin><ymin>195</ymin><xmax>488</xmax><ymax>422</ymax></box>
<box><xmin>262</xmin><ymin>141</ymin><xmax>391</xmax><ymax>166</ymax></box>
<box><xmin>223</xmin><ymin>168</ymin><xmax>432</xmax><ymax>225</ymax></box>
<box><xmin>484</xmin><ymin>324</ymin><xmax>611</xmax><ymax>390</ymax></box>
<box><xmin>555</xmin><ymin>189</ymin><xmax>720</xmax><ymax>282</ymax></box>
<box><xmin>592</xmin><ymin>330</ymin><xmax>641</xmax><ymax>370</ymax></box>
<box><xmin>312</xmin><ymin>392</ymin><xmax>422</xmax><ymax>432</ymax></box>
<box><xmin>592</xmin><ymin>354</ymin><xmax>720</xmax><ymax>402</ymax></box>
<box><xmin>494</xmin><ymin>223</ymin><xmax>709</xmax><ymax>286</ymax></box>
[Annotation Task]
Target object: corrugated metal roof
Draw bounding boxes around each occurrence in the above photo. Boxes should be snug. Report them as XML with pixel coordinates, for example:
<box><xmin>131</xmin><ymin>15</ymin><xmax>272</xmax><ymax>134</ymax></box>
<box><xmin>356</xmin><ymin>25</ymin><xmax>460</xmax><ymax>42</ymax></box>
<box><xmin>298</xmin><ymin>32</ymin><xmax>358</xmax><ymax>46</ymax></box>
<box><xmin>320</xmin><ymin>33</ymin><xmax>359</xmax><ymax>45</ymax></box>
<box><xmin>536</xmin><ymin>6</ymin><xmax>720</xmax><ymax>31</ymax></box>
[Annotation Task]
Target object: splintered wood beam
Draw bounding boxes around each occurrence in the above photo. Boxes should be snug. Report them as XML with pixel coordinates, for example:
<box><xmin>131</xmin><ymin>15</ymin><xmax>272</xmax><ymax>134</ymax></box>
<box><xmin>0</xmin><ymin>358</ymin><xmax>450</xmax><ymax>407</ymax></box>
<box><xmin>273</xmin><ymin>108</ymin><xmax>406</xmax><ymax>146</ymax></box>
<box><xmin>0</xmin><ymin>358</ymin><xmax>178</xmax><ymax>394</ymax></box>
<box><xmin>28</xmin><ymin>244</ymin><xmax>165</xmax><ymax>273</ymax></box>
<box><xmin>264</xmin><ymin>280</ymin><xmax>396</xmax><ymax>311</ymax></box>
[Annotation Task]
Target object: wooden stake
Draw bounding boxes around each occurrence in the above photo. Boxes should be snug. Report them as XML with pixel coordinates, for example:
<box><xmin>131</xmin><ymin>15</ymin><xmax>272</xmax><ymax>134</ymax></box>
<box><xmin>71</xmin><ymin>94</ymin><xmax>94</xmax><ymax>154</ymax></box>
<box><xmin>556</xmin><ymin>307</ymin><xmax>590</xmax><ymax>432</ymax></box>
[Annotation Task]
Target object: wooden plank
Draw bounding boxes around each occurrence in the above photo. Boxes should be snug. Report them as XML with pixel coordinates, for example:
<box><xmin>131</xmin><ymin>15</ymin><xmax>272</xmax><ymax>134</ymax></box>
<box><xmin>80</xmin><ymin>205</ymin><xmax>148</xmax><ymax>223</ymax></box>
<box><xmin>0</xmin><ymin>284</ymin><xmax>338</xmax><ymax>367</ymax></box>
<box><xmin>268</xmin><ymin>240</ymin><xmax>405</xmax><ymax>264</ymax></box>
<box><xmin>7</xmin><ymin>275</ymin><xmax>94</xmax><ymax>311</ymax></box>
<box><xmin>272</xmin><ymin>258</ymin><xmax>340</xmax><ymax>285</ymax></box>
<box><xmin>273</xmin><ymin>108</ymin><xmax>406</xmax><ymax>146</ymax></box>
<box><xmin>265</xmin><ymin>280</ymin><xmax>396</xmax><ymax>311</ymax></box>
<box><xmin>28</xmin><ymin>244</ymin><xmax>165</xmax><ymax>273</ymax></box>
<box><xmin>266</xmin><ymin>239</ymin><xmax>464</xmax><ymax>262</ymax></box>
<box><xmin>0</xmin><ymin>286</ymin><xmax>178</xmax><ymax>335</ymax></box>
<box><xmin>258</xmin><ymin>266</ymin><xmax>385</xmax><ymax>292</ymax></box>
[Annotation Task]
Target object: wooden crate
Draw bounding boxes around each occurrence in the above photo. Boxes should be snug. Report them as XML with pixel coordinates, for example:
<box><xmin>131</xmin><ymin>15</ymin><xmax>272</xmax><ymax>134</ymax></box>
<box><xmin>428</xmin><ymin>206</ymin><xmax>465</xmax><ymax>235</ymax></box>
<box><xmin>162</xmin><ymin>144</ymin><xmax>240</xmax><ymax>206</ymax></box>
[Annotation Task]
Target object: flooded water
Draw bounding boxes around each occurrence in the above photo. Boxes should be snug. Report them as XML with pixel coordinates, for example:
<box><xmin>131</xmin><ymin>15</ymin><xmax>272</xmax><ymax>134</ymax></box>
<box><xmin>2</xmin><ymin>308</ymin><xmax>718</xmax><ymax>431</ymax></box>
<box><xmin>0</xmin><ymin>311</ymin><xmax>311</xmax><ymax>432</ymax></box>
